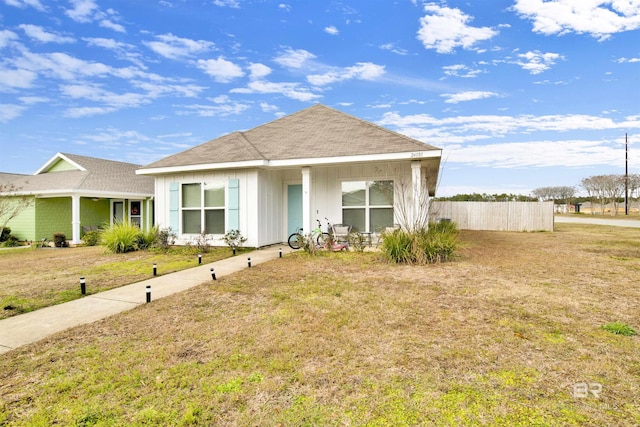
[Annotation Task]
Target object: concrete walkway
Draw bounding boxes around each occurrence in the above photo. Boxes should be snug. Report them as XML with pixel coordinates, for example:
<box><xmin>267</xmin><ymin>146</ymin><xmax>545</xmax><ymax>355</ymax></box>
<box><xmin>0</xmin><ymin>245</ymin><xmax>292</xmax><ymax>355</ymax></box>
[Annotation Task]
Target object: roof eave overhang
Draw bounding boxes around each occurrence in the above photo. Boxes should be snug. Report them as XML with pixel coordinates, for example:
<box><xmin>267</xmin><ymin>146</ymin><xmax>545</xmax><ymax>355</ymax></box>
<box><xmin>0</xmin><ymin>189</ymin><xmax>154</xmax><ymax>199</ymax></box>
<box><xmin>136</xmin><ymin>150</ymin><xmax>442</xmax><ymax>175</ymax></box>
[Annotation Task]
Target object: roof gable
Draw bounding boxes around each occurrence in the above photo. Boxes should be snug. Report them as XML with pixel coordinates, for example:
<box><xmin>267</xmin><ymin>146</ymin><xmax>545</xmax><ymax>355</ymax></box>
<box><xmin>140</xmin><ymin>104</ymin><xmax>441</xmax><ymax>171</ymax></box>
<box><xmin>2</xmin><ymin>153</ymin><xmax>154</xmax><ymax>196</ymax></box>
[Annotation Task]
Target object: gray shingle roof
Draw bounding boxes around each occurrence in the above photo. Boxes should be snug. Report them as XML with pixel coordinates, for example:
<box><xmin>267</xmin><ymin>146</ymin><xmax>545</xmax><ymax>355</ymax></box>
<box><xmin>140</xmin><ymin>104</ymin><xmax>440</xmax><ymax>170</ymax></box>
<box><xmin>1</xmin><ymin>153</ymin><xmax>154</xmax><ymax>195</ymax></box>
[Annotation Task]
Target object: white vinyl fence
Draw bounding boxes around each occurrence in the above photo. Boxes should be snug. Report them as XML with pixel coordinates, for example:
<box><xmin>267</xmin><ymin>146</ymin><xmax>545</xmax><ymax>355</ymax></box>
<box><xmin>429</xmin><ymin>201</ymin><xmax>554</xmax><ymax>232</ymax></box>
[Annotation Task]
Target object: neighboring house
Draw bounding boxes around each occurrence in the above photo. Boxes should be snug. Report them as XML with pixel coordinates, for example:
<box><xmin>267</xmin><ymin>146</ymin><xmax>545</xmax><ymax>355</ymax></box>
<box><xmin>0</xmin><ymin>153</ymin><xmax>155</xmax><ymax>244</ymax></box>
<box><xmin>138</xmin><ymin>104</ymin><xmax>441</xmax><ymax>248</ymax></box>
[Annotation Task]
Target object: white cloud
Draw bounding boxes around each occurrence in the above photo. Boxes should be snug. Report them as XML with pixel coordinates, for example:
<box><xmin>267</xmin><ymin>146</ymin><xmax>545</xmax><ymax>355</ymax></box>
<box><xmin>248</xmin><ymin>63</ymin><xmax>272</xmax><ymax>79</ymax></box>
<box><xmin>279</xmin><ymin>3</ymin><xmax>291</xmax><ymax>12</ymax></box>
<box><xmin>379</xmin><ymin>43</ymin><xmax>409</xmax><ymax>55</ymax></box>
<box><xmin>14</xmin><ymin>51</ymin><xmax>111</xmax><ymax>80</ymax></box>
<box><xmin>0</xmin><ymin>30</ymin><xmax>19</xmax><ymax>49</ymax></box>
<box><xmin>617</xmin><ymin>57</ymin><xmax>640</xmax><ymax>63</ymax></box>
<box><xmin>143</xmin><ymin>33</ymin><xmax>215</xmax><ymax>59</ymax></box>
<box><xmin>60</xmin><ymin>83</ymin><xmax>150</xmax><ymax>108</ymax></box>
<box><xmin>260</xmin><ymin>102</ymin><xmax>280</xmax><ymax>113</ymax></box>
<box><xmin>514</xmin><ymin>50</ymin><xmax>564</xmax><ymax>74</ymax></box>
<box><xmin>18</xmin><ymin>25</ymin><xmax>75</xmax><ymax>43</ymax></box>
<box><xmin>417</xmin><ymin>4</ymin><xmax>498</xmax><ymax>53</ymax></box>
<box><xmin>196</xmin><ymin>57</ymin><xmax>244</xmax><ymax>82</ymax></box>
<box><xmin>65</xmin><ymin>0</ymin><xmax>99</xmax><ymax>23</ymax></box>
<box><xmin>307</xmin><ymin>62</ymin><xmax>385</xmax><ymax>86</ymax></box>
<box><xmin>274</xmin><ymin>48</ymin><xmax>316</xmax><ymax>69</ymax></box>
<box><xmin>213</xmin><ymin>0</ymin><xmax>240</xmax><ymax>7</ymax></box>
<box><xmin>176</xmin><ymin>102</ymin><xmax>250</xmax><ymax>117</ymax></box>
<box><xmin>63</xmin><ymin>106</ymin><xmax>118</xmax><ymax>118</ymax></box>
<box><xmin>442</xmin><ymin>64</ymin><xmax>484</xmax><ymax>78</ymax></box>
<box><xmin>230</xmin><ymin>80</ymin><xmax>320</xmax><ymax>102</ymax></box>
<box><xmin>18</xmin><ymin>96</ymin><xmax>49</xmax><ymax>104</ymax></box>
<box><xmin>378</xmin><ymin>112</ymin><xmax>640</xmax><ymax>147</ymax></box>
<box><xmin>99</xmin><ymin>19</ymin><xmax>126</xmax><ymax>33</ymax></box>
<box><xmin>0</xmin><ymin>68</ymin><xmax>38</xmax><ymax>89</ymax></box>
<box><xmin>0</xmin><ymin>104</ymin><xmax>27</xmax><ymax>123</ymax></box>
<box><xmin>512</xmin><ymin>0</ymin><xmax>640</xmax><ymax>41</ymax></box>
<box><xmin>441</xmin><ymin>91</ymin><xmax>498</xmax><ymax>104</ymax></box>
<box><xmin>324</xmin><ymin>25</ymin><xmax>339</xmax><ymax>35</ymax></box>
<box><xmin>84</xmin><ymin>37</ymin><xmax>145</xmax><ymax>67</ymax></box>
<box><xmin>3</xmin><ymin>0</ymin><xmax>45</xmax><ymax>11</ymax></box>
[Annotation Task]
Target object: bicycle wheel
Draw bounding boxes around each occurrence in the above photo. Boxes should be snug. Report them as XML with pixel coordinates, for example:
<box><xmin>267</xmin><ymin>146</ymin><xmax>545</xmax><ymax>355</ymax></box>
<box><xmin>288</xmin><ymin>233</ymin><xmax>302</xmax><ymax>249</ymax></box>
<box><xmin>316</xmin><ymin>232</ymin><xmax>329</xmax><ymax>248</ymax></box>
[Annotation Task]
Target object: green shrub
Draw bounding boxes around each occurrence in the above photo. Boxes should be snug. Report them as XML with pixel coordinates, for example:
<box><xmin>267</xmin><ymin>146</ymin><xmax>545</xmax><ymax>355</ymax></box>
<box><xmin>101</xmin><ymin>222</ymin><xmax>142</xmax><ymax>253</ymax></box>
<box><xmin>155</xmin><ymin>227</ymin><xmax>176</xmax><ymax>251</ymax></box>
<box><xmin>0</xmin><ymin>235</ymin><xmax>20</xmax><ymax>247</ymax></box>
<box><xmin>82</xmin><ymin>230</ymin><xmax>101</xmax><ymax>246</ymax></box>
<box><xmin>601</xmin><ymin>321</ymin><xmax>637</xmax><ymax>336</ymax></box>
<box><xmin>347</xmin><ymin>231</ymin><xmax>368</xmax><ymax>252</ymax></box>
<box><xmin>0</xmin><ymin>227</ymin><xmax>11</xmax><ymax>242</ymax></box>
<box><xmin>137</xmin><ymin>226</ymin><xmax>159</xmax><ymax>250</ymax></box>
<box><xmin>380</xmin><ymin>222</ymin><xmax>459</xmax><ymax>265</ymax></box>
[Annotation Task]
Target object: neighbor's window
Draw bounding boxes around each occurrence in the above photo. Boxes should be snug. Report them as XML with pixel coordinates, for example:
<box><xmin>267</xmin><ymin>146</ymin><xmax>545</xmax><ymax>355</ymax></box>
<box><xmin>342</xmin><ymin>180</ymin><xmax>394</xmax><ymax>232</ymax></box>
<box><xmin>181</xmin><ymin>183</ymin><xmax>225</xmax><ymax>234</ymax></box>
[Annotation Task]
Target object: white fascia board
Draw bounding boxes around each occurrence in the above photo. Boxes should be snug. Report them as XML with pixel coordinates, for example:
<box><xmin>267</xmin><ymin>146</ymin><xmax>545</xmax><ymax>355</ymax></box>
<box><xmin>5</xmin><ymin>189</ymin><xmax>153</xmax><ymax>199</ymax></box>
<box><xmin>269</xmin><ymin>150</ymin><xmax>442</xmax><ymax>167</ymax></box>
<box><xmin>136</xmin><ymin>160</ymin><xmax>268</xmax><ymax>175</ymax></box>
<box><xmin>136</xmin><ymin>151</ymin><xmax>441</xmax><ymax>175</ymax></box>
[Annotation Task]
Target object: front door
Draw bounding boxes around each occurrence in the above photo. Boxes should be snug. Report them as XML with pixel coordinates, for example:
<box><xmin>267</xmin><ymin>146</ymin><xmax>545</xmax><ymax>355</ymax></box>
<box><xmin>287</xmin><ymin>184</ymin><xmax>302</xmax><ymax>235</ymax></box>
<box><xmin>113</xmin><ymin>201</ymin><xmax>124</xmax><ymax>224</ymax></box>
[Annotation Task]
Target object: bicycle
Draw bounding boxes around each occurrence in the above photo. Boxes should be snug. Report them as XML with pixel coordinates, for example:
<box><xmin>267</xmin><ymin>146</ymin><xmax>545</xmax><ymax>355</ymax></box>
<box><xmin>288</xmin><ymin>219</ymin><xmax>330</xmax><ymax>249</ymax></box>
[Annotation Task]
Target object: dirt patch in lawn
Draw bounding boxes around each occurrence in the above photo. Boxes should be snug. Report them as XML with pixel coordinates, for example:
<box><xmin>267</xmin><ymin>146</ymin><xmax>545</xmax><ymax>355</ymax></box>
<box><xmin>0</xmin><ymin>224</ymin><xmax>639</xmax><ymax>425</ymax></box>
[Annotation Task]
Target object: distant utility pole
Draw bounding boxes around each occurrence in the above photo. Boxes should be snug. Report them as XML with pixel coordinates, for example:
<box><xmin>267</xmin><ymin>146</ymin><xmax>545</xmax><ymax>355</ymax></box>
<box><xmin>625</xmin><ymin>133</ymin><xmax>629</xmax><ymax>215</ymax></box>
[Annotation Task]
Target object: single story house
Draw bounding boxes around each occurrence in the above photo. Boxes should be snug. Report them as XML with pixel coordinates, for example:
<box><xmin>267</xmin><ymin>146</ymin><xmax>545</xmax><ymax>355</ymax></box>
<box><xmin>137</xmin><ymin>104</ymin><xmax>442</xmax><ymax>248</ymax></box>
<box><xmin>0</xmin><ymin>153</ymin><xmax>155</xmax><ymax>244</ymax></box>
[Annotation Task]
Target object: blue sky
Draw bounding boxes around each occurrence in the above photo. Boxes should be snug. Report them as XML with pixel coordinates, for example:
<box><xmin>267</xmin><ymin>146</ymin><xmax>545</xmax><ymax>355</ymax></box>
<box><xmin>1</xmin><ymin>0</ymin><xmax>639</xmax><ymax>196</ymax></box>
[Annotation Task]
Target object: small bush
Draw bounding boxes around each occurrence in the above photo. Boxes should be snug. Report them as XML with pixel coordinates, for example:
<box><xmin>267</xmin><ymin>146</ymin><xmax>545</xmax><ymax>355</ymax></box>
<box><xmin>137</xmin><ymin>226</ymin><xmax>159</xmax><ymax>250</ymax></box>
<box><xmin>380</xmin><ymin>222</ymin><xmax>459</xmax><ymax>265</ymax></box>
<box><xmin>52</xmin><ymin>233</ymin><xmax>66</xmax><ymax>248</ymax></box>
<box><xmin>155</xmin><ymin>227</ymin><xmax>176</xmax><ymax>251</ymax></box>
<box><xmin>601</xmin><ymin>321</ymin><xmax>637</xmax><ymax>336</ymax></box>
<box><xmin>82</xmin><ymin>230</ymin><xmax>101</xmax><ymax>246</ymax></box>
<box><xmin>222</xmin><ymin>229</ymin><xmax>247</xmax><ymax>252</ymax></box>
<box><xmin>0</xmin><ymin>235</ymin><xmax>20</xmax><ymax>247</ymax></box>
<box><xmin>102</xmin><ymin>222</ymin><xmax>142</xmax><ymax>253</ymax></box>
<box><xmin>347</xmin><ymin>231</ymin><xmax>368</xmax><ymax>252</ymax></box>
<box><xmin>0</xmin><ymin>227</ymin><xmax>11</xmax><ymax>242</ymax></box>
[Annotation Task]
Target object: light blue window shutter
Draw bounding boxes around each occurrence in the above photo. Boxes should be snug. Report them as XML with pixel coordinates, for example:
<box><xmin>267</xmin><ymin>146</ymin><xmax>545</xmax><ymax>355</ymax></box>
<box><xmin>228</xmin><ymin>178</ymin><xmax>239</xmax><ymax>231</ymax></box>
<box><xmin>169</xmin><ymin>182</ymin><xmax>179</xmax><ymax>232</ymax></box>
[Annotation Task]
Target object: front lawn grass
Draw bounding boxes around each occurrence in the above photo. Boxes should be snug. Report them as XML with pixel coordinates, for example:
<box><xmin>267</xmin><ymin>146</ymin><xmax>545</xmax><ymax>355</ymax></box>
<box><xmin>0</xmin><ymin>246</ymin><xmax>243</xmax><ymax>319</ymax></box>
<box><xmin>0</xmin><ymin>224</ymin><xmax>639</xmax><ymax>425</ymax></box>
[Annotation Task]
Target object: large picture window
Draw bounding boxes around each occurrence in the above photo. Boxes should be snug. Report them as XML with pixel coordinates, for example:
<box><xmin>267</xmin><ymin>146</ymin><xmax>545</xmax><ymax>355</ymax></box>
<box><xmin>181</xmin><ymin>183</ymin><xmax>225</xmax><ymax>234</ymax></box>
<box><xmin>342</xmin><ymin>180</ymin><xmax>394</xmax><ymax>232</ymax></box>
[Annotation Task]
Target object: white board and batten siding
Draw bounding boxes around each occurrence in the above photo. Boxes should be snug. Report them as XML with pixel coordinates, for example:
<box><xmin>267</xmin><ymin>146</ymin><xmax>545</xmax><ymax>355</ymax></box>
<box><xmin>154</xmin><ymin>170</ymin><xmax>259</xmax><ymax>247</ymax></box>
<box><xmin>430</xmin><ymin>201</ymin><xmax>554</xmax><ymax>232</ymax></box>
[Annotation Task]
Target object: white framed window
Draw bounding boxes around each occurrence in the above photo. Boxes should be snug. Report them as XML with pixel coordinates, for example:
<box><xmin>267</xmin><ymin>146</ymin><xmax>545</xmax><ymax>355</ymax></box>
<box><xmin>129</xmin><ymin>200</ymin><xmax>142</xmax><ymax>227</ymax></box>
<box><xmin>342</xmin><ymin>180</ymin><xmax>394</xmax><ymax>232</ymax></box>
<box><xmin>181</xmin><ymin>183</ymin><xmax>225</xmax><ymax>234</ymax></box>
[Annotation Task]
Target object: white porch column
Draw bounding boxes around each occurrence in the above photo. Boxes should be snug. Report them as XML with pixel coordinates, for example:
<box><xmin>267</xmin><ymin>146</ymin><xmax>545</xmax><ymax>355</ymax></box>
<box><xmin>411</xmin><ymin>161</ymin><xmax>423</xmax><ymax>231</ymax></box>
<box><xmin>71</xmin><ymin>194</ymin><xmax>81</xmax><ymax>244</ymax></box>
<box><xmin>301</xmin><ymin>167</ymin><xmax>312</xmax><ymax>235</ymax></box>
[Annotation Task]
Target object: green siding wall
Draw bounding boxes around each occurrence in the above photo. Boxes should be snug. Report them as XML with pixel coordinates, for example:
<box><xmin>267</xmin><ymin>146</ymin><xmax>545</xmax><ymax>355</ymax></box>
<box><xmin>35</xmin><ymin>198</ymin><xmax>72</xmax><ymax>241</ymax></box>
<box><xmin>47</xmin><ymin>159</ymin><xmax>77</xmax><ymax>172</ymax></box>
<box><xmin>80</xmin><ymin>198</ymin><xmax>110</xmax><ymax>233</ymax></box>
<box><xmin>2</xmin><ymin>196</ymin><xmax>36</xmax><ymax>241</ymax></box>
